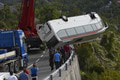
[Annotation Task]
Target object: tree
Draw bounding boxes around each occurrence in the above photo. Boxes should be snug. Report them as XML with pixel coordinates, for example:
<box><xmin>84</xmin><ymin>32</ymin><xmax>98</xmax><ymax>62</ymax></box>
<box><xmin>38</xmin><ymin>4</ymin><xmax>61</xmax><ymax>23</ymax></box>
<box><xmin>0</xmin><ymin>21</ymin><xmax>7</xmax><ymax>28</ymax></box>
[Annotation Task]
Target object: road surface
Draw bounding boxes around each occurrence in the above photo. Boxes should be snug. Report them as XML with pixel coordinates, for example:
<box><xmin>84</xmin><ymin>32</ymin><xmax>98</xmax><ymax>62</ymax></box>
<box><xmin>27</xmin><ymin>49</ymin><xmax>53</xmax><ymax>80</ymax></box>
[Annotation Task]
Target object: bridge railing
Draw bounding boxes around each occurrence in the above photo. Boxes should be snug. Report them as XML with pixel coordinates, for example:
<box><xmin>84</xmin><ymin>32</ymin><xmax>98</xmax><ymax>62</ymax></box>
<box><xmin>43</xmin><ymin>50</ymin><xmax>75</xmax><ymax>80</ymax></box>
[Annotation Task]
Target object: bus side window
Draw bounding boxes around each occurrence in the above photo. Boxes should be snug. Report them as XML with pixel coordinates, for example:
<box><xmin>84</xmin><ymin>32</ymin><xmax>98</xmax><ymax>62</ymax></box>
<box><xmin>44</xmin><ymin>25</ymin><xmax>50</xmax><ymax>33</ymax></box>
<box><xmin>47</xmin><ymin>23</ymin><xmax>51</xmax><ymax>30</ymax></box>
<box><xmin>57</xmin><ymin>30</ymin><xmax>68</xmax><ymax>38</ymax></box>
<box><xmin>44</xmin><ymin>23</ymin><xmax>52</xmax><ymax>35</ymax></box>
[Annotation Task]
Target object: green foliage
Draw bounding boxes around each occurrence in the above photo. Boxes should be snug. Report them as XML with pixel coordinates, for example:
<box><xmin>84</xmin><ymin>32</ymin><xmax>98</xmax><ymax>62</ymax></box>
<box><xmin>0</xmin><ymin>0</ymin><xmax>120</xmax><ymax>80</ymax></box>
<box><xmin>0</xmin><ymin>21</ymin><xmax>7</xmax><ymax>28</ymax></box>
<box><xmin>0</xmin><ymin>5</ymin><xmax>19</xmax><ymax>28</ymax></box>
<box><xmin>99</xmin><ymin>69</ymin><xmax>120</xmax><ymax>80</ymax></box>
<box><xmin>38</xmin><ymin>4</ymin><xmax>61</xmax><ymax>23</ymax></box>
<box><xmin>76</xmin><ymin>43</ymin><xmax>103</xmax><ymax>73</ymax></box>
<box><xmin>82</xmin><ymin>69</ymin><xmax>120</xmax><ymax>80</ymax></box>
<box><xmin>76</xmin><ymin>22</ymin><xmax>120</xmax><ymax>80</ymax></box>
<box><xmin>77</xmin><ymin>40</ymin><xmax>120</xmax><ymax>80</ymax></box>
<box><xmin>100</xmin><ymin>31</ymin><xmax>120</xmax><ymax>61</ymax></box>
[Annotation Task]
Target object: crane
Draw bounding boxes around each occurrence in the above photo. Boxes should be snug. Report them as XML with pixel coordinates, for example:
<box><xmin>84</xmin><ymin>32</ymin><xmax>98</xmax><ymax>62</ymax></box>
<box><xmin>18</xmin><ymin>0</ymin><xmax>42</xmax><ymax>51</ymax></box>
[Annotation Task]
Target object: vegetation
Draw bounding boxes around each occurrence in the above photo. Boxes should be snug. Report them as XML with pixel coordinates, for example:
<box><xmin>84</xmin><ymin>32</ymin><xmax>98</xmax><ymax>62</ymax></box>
<box><xmin>0</xmin><ymin>0</ymin><xmax>120</xmax><ymax>80</ymax></box>
<box><xmin>0</xmin><ymin>4</ymin><xmax>19</xmax><ymax>28</ymax></box>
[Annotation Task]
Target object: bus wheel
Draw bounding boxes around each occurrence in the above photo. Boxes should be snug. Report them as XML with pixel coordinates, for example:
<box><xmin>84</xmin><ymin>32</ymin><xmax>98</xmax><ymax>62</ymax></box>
<box><xmin>4</xmin><ymin>64</ymin><xmax>9</xmax><ymax>72</ymax></box>
<box><xmin>14</xmin><ymin>61</ymin><xmax>19</xmax><ymax>73</ymax></box>
<box><xmin>10</xmin><ymin>62</ymin><xmax>14</xmax><ymax>72</ymax></box>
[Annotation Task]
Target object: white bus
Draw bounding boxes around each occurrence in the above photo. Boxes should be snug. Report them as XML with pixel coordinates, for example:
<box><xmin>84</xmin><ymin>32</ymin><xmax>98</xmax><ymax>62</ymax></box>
<box><xmin>36</xmin><ymin>12</ymin><xmax>108</xmax><ymax>48</ymax></box>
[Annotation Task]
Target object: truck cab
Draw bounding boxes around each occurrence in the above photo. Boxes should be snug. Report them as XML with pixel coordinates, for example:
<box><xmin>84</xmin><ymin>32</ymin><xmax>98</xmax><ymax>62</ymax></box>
<box><xmin>0</xmin><ymin>30</ymin><xmax>28</xmax><ymax>72</ymax></box>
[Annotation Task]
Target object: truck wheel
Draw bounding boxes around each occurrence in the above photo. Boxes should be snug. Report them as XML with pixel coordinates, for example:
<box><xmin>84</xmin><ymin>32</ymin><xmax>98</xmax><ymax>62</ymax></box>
<box><xmin>4</xmin><ymin>64</ymin><xmax>9</xmax><ymax>72</ymax></box>
<box><xmin>10</xmin><ymin>62</ymin><xmax>14</xmax><ymax>72</ymax></box>
<box><xmin>14</xmin><ymin>61</ymin><xmax>19</xmax><ymax>73</ymax></box>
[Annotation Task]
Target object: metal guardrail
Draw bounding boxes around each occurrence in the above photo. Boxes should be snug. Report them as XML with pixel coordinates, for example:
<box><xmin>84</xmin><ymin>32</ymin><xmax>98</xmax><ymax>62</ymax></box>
<box><xmin>43</xmin><ymin>50</ymin><xmax>75</xmax><ymax>80</ymax></box>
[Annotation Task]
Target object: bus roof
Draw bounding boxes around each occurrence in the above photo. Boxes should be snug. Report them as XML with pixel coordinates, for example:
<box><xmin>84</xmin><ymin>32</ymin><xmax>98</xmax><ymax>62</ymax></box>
<box><xmin>47</xmin><ymin>12</ymin><xmax>101</xmax><ymax>33</ymax></box>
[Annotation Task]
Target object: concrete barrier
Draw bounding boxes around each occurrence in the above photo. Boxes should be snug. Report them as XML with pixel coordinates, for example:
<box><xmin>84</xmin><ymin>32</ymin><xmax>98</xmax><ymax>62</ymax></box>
<box><xmin>43</xmin><ymin>51</ymin><xmax>81</xmax><ymax>80</ymax></box>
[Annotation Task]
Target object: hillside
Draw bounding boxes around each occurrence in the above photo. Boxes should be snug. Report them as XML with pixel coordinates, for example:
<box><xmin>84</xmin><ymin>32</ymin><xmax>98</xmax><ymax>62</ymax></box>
<box><xmin>0</xmin><ymin>0</ymin><xmax>120</xmax><ymax>80</ymax></box>
<box><xmin>41</xmin><ymin>0</ymin><xmax>120</xmax><ymax>80</ymax></box>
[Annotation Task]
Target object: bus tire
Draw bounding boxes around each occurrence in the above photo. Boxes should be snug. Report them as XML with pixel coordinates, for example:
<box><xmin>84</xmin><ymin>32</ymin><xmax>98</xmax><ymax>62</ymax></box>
<box><xmin>10</xmin><ymin>62</ymin><xmax>14</xmax><ymax>72</ymax></box>
<box><xmin>4</xmin><ymin>64</ymin><xmax>9</xmax><ymax>72</ymax></box>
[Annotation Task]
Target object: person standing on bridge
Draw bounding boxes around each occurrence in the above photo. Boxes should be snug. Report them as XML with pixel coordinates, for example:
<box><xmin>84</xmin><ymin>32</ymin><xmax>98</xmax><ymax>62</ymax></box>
<box><xmin>49</xmin><ymin>47</ymin><xmax>54</xmax><ymax>71</ymax></box>
<box><xmin>8</xmin><ymin>71</ymin><xmax>18</xmax><ymax>80</ymax></box>
<box><xmin>60</xmin><ymin>47</ymin><xmax>66</xmax><ymax>63</ymax></box>
<box><xmin>54</xmin><ymin>49</ymin><xmax>61</xmax><ymax>69</ymax></box>
<box><xmin>64</xmin><ymin>45</ymin><xmax>71</xmax><ymax>59</ymax></box>
<box><xmin>30</xmin><ymin>63</ymin><xmax>39</xmax><ymax>80</ymax></box>
<box><xmin>19</xmin><ymin>68</ymin><xmax>29</xmax><ymax>80</ymax></box>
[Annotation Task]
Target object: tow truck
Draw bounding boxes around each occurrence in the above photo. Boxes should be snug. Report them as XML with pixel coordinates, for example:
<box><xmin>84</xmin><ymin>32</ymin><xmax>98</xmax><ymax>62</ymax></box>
<box><xmin>18</xmin><ymin>0</ymin><xmax>42</xmax><ymax>51</ymax></box>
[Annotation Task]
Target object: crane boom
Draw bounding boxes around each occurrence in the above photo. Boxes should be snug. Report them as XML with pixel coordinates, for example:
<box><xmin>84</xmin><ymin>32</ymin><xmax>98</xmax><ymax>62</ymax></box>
<box><xmin>18</xmin><ymin>0</ymin><xmax>36</xmax><ymax>37</ymax></box>
<box><xmin>18</xmin><ymin>0</ymin><xmax>42</xmax><ymax>51</ymax></box>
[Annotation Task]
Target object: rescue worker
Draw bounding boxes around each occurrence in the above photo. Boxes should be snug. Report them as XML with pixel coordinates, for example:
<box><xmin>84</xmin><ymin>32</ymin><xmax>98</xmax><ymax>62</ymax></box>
<box><xmin>49</xmin><ymin>48</ymin><xmax>54</xmax><ymax>71</ymax></box>
<box><xmin>19</xmin><ymin>68</ymin><xmax>29</xmax><ymax>80</ymax></box>
<box><xmin>64</xmin><ymin>45</ymin><xmax>71</xmax><ymax>59</ymax></box>
<box><xmin>60</xmin><ymin>47</ymin><xmax>66</xmax><ymax>63</ymax></box>
<box><xmin>54</xmin><ymin>50</ymin><xmax>61</xmax><ymax>69</ymax></box>
<box><xmin>8</xmin><ymin>71</ymin><xmax>18</xmax><ymax>80</ymax></box>
<box><xmin>30</xmin><ymin>63</ymin><xmax>39</xmax><ymax>80</ymax></box>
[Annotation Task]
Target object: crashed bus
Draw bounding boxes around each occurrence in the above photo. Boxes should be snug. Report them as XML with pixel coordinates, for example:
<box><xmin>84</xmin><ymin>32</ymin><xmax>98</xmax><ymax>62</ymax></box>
<box><xmin>37</xmin><ymin>12</ymin><xmax>108</xmax><ymax>48</ymax></box>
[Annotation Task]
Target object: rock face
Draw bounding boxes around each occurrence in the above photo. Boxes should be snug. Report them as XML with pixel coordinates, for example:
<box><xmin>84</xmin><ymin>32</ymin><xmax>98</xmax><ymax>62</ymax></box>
<box><xmin>60</xmin><ymin>55</ymin><xmax>81</xmax><ymax>80</ymax></box>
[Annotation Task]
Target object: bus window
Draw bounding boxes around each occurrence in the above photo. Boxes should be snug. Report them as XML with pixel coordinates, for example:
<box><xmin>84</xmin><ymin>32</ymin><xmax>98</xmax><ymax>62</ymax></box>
<box><xmin>75</xmin><ymin>26</ymin><xmax>85</xmax><ymax>34</ymax></box>
<box><xmin>91</xmin><ymin>24</ymin><xmax>97</xmax><ymax>31</ymax></box>
<box><xmin>95</xmin><ymin>23</ymin><xmax>101</xmax><ymax>29</ymax></box>
<box><xmin>57</xmin><ymin>30</ymin><xmax>68</xmax><ymax>38</ymax></box>
<box><xmin>99</xmin><ymin>22</ymin><xmax>103</xmax><ymax>27</ymax></box>
<box><xmin>47</xmin><ymin>23</ymin><xmax>51</xmax><ymax>30</ymax></box>
<box><xmin>99</xmin><ymin>21</ymin><xmax>104</xmax><ymax>28</ymax></box>
<box><xmin>84</xmin><ymin>25</ymin><xmax>94</xmax><ymax>32</ymax></box>
<box><xmin>44</xmin><ymin>24</ymin><xmax>51</xmax><ymax>34</ymax></box>
<box><xmin>66</xmin><ymin>28</ymin><xmax>77</xmax><ymax>36</ymax></box>
<box><xmin>41</xmin><ymin>27</ymin><xmax>46</xmax><ymax>36</ymax></box>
